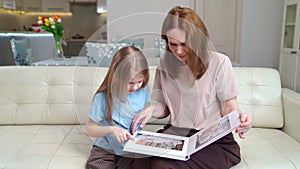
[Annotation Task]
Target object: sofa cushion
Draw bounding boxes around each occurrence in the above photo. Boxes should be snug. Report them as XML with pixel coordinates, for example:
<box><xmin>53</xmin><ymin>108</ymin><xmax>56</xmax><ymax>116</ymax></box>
<box><xmin>0</xmin><ymin>125</ymin><xmax>92</xmax><ymax>169</ymax></box>
<box><xmin>232</xmin><ymin>128</ymin><xmax>300</xmax><ymax>168</ymax></box>
<box><xmin>233</xmin><ymin>67</ymin><xmax>283</xmax><ymax>128</ymax></box>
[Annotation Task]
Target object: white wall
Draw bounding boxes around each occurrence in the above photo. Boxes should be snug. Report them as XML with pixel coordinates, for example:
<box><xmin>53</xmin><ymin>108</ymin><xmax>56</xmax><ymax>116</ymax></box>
<box><xmin>1</xmin><ymin>0</ymin><xmax>285</xmax><ymax>68</ymax></box>
<box><xmin>239</xmin><ymin>0</ymin><xmax>284</xmax><ymax>69</ymax></box>
<box><xmin>108</xmin><ymin>0</ymin><xmax>285</xmax><ymax>69</ymax></box>
<box><xmin>0</xmin><ymin>11</ymin><xmax>21</xmax><ymax>31</ymax></box>
<box><xmin>107</xmin><ymin>0</ymin><xmax>193</xmax><ymax>57</ymax></box>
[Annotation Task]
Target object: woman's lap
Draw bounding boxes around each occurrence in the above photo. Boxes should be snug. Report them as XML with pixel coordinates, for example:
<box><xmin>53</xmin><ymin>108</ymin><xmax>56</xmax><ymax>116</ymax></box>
<box><xmin>133</xmin><ymin>133</ymin><xmax>241</xmax><ymax>169</ymax></box>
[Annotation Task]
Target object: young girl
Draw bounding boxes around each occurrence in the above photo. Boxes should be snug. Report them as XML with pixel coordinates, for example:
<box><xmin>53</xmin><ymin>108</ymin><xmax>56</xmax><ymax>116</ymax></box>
<box><xmin>85</xmin><ymin>46</ymin><xmax>150</xmax><ymax>169</ymax></box>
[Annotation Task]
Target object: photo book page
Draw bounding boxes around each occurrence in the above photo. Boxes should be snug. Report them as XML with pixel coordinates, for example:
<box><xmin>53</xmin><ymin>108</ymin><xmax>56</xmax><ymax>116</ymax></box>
<box><xmin>124</xmin><ymin>110</ymin><xmax>240</xmax><ymax>161</ymax></box>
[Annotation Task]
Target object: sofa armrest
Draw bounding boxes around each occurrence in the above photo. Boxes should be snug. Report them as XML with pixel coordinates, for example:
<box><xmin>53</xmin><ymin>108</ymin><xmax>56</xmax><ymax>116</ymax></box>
<box><xmin>282</xmin><ymin>88</ymin><xmax>300</xmax><ymax>143</ymax></box>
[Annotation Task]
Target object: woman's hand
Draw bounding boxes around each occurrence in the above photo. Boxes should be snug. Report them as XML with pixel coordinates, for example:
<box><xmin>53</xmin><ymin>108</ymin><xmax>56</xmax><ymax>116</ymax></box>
<box><xmin>131</xmin><ymin>105</ymin><xmax>154</xmax><ymax>134</ymax></box>
<box><xmin>221</xmin><ymin>97</ymin><xmax>252</xmax><ymax>139</ymax></box>
<box><xmin>236</xmin><ymin>113</ymin><xmax>252</xmax><ymax>139</ymax></box>
<box><xmin>111</xmin><ymin>126</ymin><xmax>133</xmax><ymax>143</ymax></box>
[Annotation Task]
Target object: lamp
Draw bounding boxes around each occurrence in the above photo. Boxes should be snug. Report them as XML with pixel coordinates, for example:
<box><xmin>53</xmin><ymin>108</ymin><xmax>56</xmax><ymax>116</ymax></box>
<box><xmin>97</xmin><ymin>0</ymin><xmax>107</xmax><ymax>14</ymax></box>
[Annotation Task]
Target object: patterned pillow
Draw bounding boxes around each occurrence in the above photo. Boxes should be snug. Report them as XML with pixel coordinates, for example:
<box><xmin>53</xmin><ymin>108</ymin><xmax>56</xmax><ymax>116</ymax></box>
<box><xmin>120</xmin><ymin>38</ymin><xmax>144</xmax><ymax>51</ymax></box>
<box><xmin>10</xmin><ymin>38</ymin><xmax>32</xmax><ymax>66</ymax></box>
<box><xmin>86</xmin><ymin>42</ymin><xmax>132</xmax><ymax>67</ymax></box>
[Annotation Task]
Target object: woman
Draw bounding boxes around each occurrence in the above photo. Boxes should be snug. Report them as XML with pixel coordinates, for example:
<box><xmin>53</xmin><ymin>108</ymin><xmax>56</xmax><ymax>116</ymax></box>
<box><xmin>132</xmin><ymin>6</ymin><xmax>252</xmax><ymax>169</ymax></box>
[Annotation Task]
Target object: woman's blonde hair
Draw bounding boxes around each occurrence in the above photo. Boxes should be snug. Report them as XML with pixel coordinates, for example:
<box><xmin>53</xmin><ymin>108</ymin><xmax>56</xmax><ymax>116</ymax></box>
<box><xmin>95</xmin><ymin>46</ymin><xmax>149</xmax><ymax>123</ymax></box>
<box><xmin>161</xmin><ymin>6</ymin><xmax>210</xmax><ymax>79</ymax></box>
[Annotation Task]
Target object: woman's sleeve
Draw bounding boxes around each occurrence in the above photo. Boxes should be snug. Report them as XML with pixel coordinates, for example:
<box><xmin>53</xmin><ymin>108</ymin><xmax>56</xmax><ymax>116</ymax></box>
<box><xmin>151</xmin><ymin>69</ymin><xmax>165</xmax><ymax>103</ymax></box>
<box><xmin>144</xmin><ymin>88</ymin><xmax>150</xmax><ymax>104</ymax></box>
<box><xmin>215</xmin><ymin>56</ymin><xmax>240</xmax><ymax>101</ymax></box>
<box><xmin>150</xmin><ymin>69</ymin><xmax>170</xmax><ymax>117</ymax></box>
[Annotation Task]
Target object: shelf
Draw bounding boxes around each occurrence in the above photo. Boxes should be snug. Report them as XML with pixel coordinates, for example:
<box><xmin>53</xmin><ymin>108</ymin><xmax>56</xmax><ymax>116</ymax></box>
<box><xmin>285</xmin><ymin>22</ymin><xmax>296</xmax><ymax>26</ymax></box>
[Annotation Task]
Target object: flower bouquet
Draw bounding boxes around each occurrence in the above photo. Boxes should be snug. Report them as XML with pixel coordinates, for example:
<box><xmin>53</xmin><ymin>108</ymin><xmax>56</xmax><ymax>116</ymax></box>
<box><xmin>36</xmin><ymin>15</ymin><xmax>64</xmax><ymax>60</ymax></box>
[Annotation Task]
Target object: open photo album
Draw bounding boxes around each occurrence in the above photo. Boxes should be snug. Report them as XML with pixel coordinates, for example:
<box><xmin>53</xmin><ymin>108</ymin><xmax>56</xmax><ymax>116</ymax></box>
<box><xmin>123</xmin><ymin>110</ymin><xmax>240</xmax><ymax>161</ymax></box>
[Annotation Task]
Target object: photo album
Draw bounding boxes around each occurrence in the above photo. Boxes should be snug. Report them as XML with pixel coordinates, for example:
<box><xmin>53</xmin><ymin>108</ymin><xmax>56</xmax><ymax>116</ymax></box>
<box><xmin>123</xmin><ymin>110</ymin><xmax>240</xmax><ymax>161</ymax></box>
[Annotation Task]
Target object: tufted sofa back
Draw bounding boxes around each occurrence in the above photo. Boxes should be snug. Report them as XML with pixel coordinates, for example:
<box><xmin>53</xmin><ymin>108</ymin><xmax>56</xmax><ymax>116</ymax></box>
<box><xmin>0</xmin><ymin>66</ymin><xmax>100</xmax><ymax>124</ymax></box>
<box><xmin>0</xmin><ymin>66</ymin><xmax>157</xmax><ymax>125</ymax></box>
<box><xmin>0</xmin><ymin>66</ymin><xmax>283</xmax><ymax>128</ymax></box>
<box><xmin>234</xmin><ymin>67</ymin><xmax>283</xmax><ymax>128</ymax></box>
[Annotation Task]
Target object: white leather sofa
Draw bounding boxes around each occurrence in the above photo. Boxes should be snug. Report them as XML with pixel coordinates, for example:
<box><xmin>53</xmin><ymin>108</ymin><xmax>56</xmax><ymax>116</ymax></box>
<box><xmin>0</xmin><ymin>66</ymin><xmax>300</xmax><ymax>169</ymax></box>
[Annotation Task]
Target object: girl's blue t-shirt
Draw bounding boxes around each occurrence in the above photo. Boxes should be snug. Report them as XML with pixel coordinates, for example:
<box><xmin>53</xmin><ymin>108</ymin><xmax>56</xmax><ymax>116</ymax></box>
<box><xmin>88</xmin><ymin>87</ymin><xmax>150</xmax><ymax>156</ymax></box>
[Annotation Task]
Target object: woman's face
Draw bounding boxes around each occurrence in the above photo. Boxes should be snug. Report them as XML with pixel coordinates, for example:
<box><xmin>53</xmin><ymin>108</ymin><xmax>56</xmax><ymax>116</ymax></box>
<box><xmin>167</xmin><ymin>28</ymin><xmax>190</xmax><ymax>62</ymax></box>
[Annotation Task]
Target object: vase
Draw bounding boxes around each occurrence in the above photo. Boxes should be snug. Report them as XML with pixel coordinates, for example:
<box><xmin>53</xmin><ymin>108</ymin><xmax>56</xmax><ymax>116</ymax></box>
<box><xmin>53</xmin><ymin>35</ymin><xmax>65</xmax><ymax>60</ymax></box>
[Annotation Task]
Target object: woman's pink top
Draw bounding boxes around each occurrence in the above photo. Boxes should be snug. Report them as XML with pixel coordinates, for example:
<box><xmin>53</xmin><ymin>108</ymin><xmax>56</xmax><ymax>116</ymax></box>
<box><xmin>152</xmin><ymin>51</ymin><xmax>239</xmax><ymax>130</ymax></box>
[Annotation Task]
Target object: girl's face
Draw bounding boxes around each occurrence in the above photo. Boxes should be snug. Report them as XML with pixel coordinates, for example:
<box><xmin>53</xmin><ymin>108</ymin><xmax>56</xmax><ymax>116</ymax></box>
<box><xmin>128</xmin><ymin>73</ymin><xmax>144</xmax><ymax>94</ymax></box>
<box><xmin>167</xmin><ymin>28</ymin><xmax>190</xmax><ymax>62</ymax></box>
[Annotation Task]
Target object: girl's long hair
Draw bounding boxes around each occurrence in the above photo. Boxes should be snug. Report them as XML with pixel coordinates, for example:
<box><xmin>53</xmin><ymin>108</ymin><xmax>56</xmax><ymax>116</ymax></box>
<box><xmin>95</xmin><ymin>46</ymin><xmax>149</xmax><ymax>123</ymax></box>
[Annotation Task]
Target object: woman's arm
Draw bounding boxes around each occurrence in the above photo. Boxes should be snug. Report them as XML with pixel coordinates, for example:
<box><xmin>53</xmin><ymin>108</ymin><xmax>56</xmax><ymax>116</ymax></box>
<box><xmin>85</xmin><ymin>117</ymin><xmax>132</xmax><ymax>143</ymax></box>
<box><xmin>221</xmin><ymin>97</ymin><xmax>239</xmax><ymax>116</ymax></box>
<box><xmin>221</xmin><ymin>97</ymin><xmax>252</xmax><ymax>139</ymax></box>
<box><xmin>131</xmin><ymin>101</ymin><xmax>168</xmax><ymax>134</ymax></box>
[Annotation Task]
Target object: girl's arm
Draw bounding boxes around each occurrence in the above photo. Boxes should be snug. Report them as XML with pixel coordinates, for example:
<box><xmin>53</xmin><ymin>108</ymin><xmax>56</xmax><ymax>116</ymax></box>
<box><xmin>221</xmin><ymin>97</ymin><xmax>252</xmax><ymax>139</ymax></box>
<box><xmin>85</xmin><ymin>117</ymin><xmax>132</xmax><ymax>143</ymax></box>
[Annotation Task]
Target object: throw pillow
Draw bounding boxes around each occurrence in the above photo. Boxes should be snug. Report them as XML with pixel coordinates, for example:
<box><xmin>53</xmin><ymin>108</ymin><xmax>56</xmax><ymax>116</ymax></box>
<box><xmin>86</xmin><ymin>42</ymin><xmax>132</xmax><ymax>67</ymax></box>
<box><xmin>120</xmin><ymin>38</ymin><xmax>144</xmax><ymax>51</ymax></box>
<box><xmin>10</xmin><ymin>38</ymin><xmax>32</xmax><ymax>66</ymax></box>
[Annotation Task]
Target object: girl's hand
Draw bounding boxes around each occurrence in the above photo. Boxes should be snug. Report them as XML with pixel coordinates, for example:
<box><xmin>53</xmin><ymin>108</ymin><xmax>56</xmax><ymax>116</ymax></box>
<box><xmin>236</xmin><ymin>113</ymin><xmax>252</xmax><ymax>139</ymax></box>
<box><xmin>111</xmin><ymin>126</ymin><xmax>133</xmax><ymax>143</ymax></box>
